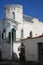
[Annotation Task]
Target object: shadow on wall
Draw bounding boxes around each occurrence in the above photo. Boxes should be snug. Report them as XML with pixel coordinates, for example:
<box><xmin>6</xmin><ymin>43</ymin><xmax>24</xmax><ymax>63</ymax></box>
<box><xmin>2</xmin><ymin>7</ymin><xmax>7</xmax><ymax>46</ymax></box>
<box><xmin>12</xmin><ymin>47</ymin><xmax>25</xmax><ymax>62</ymax></box>
<box><xmin>12</xmin><ymin>52</ymin><xmax>18</xmax><ymax>62</ymax></box>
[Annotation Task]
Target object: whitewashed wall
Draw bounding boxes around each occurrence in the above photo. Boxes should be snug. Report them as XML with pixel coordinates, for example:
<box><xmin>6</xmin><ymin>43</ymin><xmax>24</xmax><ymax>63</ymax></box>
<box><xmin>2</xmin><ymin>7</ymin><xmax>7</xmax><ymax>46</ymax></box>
<box><xmin>21</xmin><ymin>37</ymin><xmax>43</xmax><ymax>62</ymax></box>
<box><xmin>1</xmin><ymin>41</ymin><xmax>12</xmax><ymax>59</ymax></box>
<box><xmin>0</xmin><ymin>21</ymin><xmax>4</xmax><ymax>42</ymax></box>
<box><xmin>13</xmin><ymin>42</ymin><xmax>21</xmax><ymax>59</ymax></box>
<box><xmin>23</xmin><ymin>19</ymin><xmax>43</xmax><ymax>38</ymax></box>
<box><xmin>3</xmin><ymin>4</ymin><xmax>43</xmax><ymax>41</ymax></box>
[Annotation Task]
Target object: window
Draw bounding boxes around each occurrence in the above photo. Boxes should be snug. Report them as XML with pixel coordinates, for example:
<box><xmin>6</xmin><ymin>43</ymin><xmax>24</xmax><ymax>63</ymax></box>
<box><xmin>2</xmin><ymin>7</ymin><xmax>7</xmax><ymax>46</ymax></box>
<box><xmin>2</xmin><ymin>29</ymin><xmax>6</xmax><ymax>39</ymax></box>
<box><xmin>7</xmin><ymin>7</ymin><xmax>10</xmax><ymax>14</ymax></box>
<box><xmin>8</xmin><ymin>32</ymin><xmax>11</xmax><ymax>42</ymax></box>
<box><xmin>2</xmin><ymin>33</ymin><xmax>3</xmax><ymax>39</ymax></box>
<box><xmin>29</xmin><ymin>31</ymin><xmax>32</xmax><ymax>37</ymax></box>
<box><xmin>12</xmin><ymin>12</ymin><xmax>15</xmax><ymax>19</ymax></box>
<box><xmin>3</xmin><ymin>29</ymin><xmax>6</xmax><ymax>32</ymax></box>
<box><xmin>21</xmin><ymin>29</ymin><xmax>24</xmax><ymax>38</ymax></box>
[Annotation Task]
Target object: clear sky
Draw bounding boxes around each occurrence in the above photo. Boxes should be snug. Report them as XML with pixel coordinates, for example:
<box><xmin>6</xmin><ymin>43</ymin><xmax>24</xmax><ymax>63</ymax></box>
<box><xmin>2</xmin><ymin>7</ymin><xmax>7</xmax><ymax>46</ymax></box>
<box><xmin>0</xmin><ymin>0</ymin><xmax>43</xmax><ymax>22</ymax></box>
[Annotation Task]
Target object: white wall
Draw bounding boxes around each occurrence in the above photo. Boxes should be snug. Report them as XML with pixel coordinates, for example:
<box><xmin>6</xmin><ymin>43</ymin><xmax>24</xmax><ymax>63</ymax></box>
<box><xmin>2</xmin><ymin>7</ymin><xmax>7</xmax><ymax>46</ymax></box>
<box><xmin>23</xmin><ymin>21</ymin><xmax>33</xmax><ymax>38</ymax></box>
<box><xmin>0</xmin><ymin>21</ymin><xmax>4</xmax><ymax>42</ymax></box>
<box><xmin>5</xmin><ymin>5</ymin><xmax>23</xmax><ymax>23</ymax></box>
<box><xmin>16</xmin><ymin>23</ymin><xmax>23</xmax><ymax>41</ymax></box>
<box><xmin>1</xmin><ymin>41</ymin><xmax>21</xmax><ymax>60</ymax></box>
<box><xmin>22</xmin><ymin>19</ymin><xmax>43</xmax><ymax>38</ymax></box>
<box><xmin>1</xmin><ymin>41</ymin><xmax>12</xmax><ymax>59</ymax></box>
<box><xmin>15</xmin><ymin>18</ymin><xmax>43</xmax><ymax>41</ymax></box>
<box><xmin>4</xmin><ymin>5</ymin><xmax>43</xmax><ymax>41</ymax></box>
<box><xmin>21</xmin><ymin>37</ymin><xmax>43</xmax><ymax>62</ymax></box>
<box><xmin>13</xmin><ymin>42</ymin><xmax>21</xmax><ymax>59</ymax></box>
<box><xmin>32</xmin><ymin>18</ymin><xmax>43</xmax><ymax>37</ymax></box>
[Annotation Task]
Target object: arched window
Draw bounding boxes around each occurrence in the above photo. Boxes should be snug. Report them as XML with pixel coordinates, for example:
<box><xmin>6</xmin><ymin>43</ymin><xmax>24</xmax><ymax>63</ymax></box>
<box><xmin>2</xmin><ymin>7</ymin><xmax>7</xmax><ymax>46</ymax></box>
<box><xmin>11</xmin><ymin>28</ymin><xmax>16</xmax><ymax>42</ymax></box>
<box><xmin>7</xmin><ymin>7</ymin><xmax>10</xmax><ymax>16</ymax></box>
<box><xmin>2</xmin><ymin>29</ymin><xmax>6</xmax><ymax>39</ymax></box>
<box><xmin>2</xmin><ymin>33</ymin><xmax>3</xmax><ymax>39</ymax></box>
<box><xmin>12</xmin><ymin>12</ymin><xmax>15</xmax><ymax>19</ymax></box>
<box><xmin>29</xmin><ymin>31</ymin><xmax>32</xmax><ymax>37</ymax></box>
<box><xmin>7</xmin><ymin>7</ymin><xmax>10</xmax><ymax>13</ymax></box>
<box><xmin>3</xmin><ymin>29</ymin><xmax>6</xmax><ymax>32</ymax></box>
<box><xmin>21</xmin><ymin>29</ymin><xmax>24</xmax><ymax>38</ymax></box>
<box><xmin>8</xmin><ymin>32</ymin><xmax>11</xmax><ymax>42</ymax></box>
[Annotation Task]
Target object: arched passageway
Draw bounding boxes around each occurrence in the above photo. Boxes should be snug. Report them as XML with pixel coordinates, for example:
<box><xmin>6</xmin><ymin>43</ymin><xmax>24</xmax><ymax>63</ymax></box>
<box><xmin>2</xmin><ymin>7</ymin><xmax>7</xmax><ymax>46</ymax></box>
<box><xmin>11</xmin><ymin>28</ymin><xmax>16</xmax><ymax>42</ymax></box>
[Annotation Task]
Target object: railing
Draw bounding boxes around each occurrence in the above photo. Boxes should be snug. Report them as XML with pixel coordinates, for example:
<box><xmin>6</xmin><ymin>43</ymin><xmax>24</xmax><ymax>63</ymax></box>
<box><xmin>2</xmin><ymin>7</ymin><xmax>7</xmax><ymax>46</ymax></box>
<box><xmin>23</xmin><ymin>14</ymin><xmax>33</xmax><ymax>23</ymax></box>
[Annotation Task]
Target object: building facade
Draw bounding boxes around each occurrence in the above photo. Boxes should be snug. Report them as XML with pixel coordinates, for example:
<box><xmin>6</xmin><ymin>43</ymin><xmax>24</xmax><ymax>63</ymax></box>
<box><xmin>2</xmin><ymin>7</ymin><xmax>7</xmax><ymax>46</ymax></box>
<box><xmin>21</xmin><ymin>35</ymin><xmax>43</xmax><ymax>62</ymax></box>
<box><xmin>0</xmin><ymin>4</ymin><xmax>43</xmax><ymax>61</ymax></box>
<box><xmin>0</xmin><ymin>4</ymin><xmax>43</xmax><ymax>42</ymax></box>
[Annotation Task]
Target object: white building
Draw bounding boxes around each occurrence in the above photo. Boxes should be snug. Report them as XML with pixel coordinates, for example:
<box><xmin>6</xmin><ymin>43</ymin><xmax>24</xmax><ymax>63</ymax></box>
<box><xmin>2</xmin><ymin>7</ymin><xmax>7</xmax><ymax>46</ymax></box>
<box><xmin>21</xmin><ymin>35</ymin><xmax>43</xmax><ymax>62</ymax></box>
<box><xmin>0</xmin><ymin>4</ymin><xmax>43</xmax><ymax>61</ymax></box>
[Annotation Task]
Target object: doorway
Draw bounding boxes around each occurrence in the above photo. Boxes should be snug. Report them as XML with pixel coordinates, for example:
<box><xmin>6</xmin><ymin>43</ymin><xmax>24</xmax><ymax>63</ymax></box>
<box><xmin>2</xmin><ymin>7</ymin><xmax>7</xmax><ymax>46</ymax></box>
<box><xmin>11</xmin><ymin>28</ymin><xmax>16</xmax><ymax>42</ymax></box>
<box><xmin>19</xmin><ymin>43</ymin><xmax>25</xmax><ymax>61</ymax></box>
<box><xmin>38</xmin><ymin>42</ymin><xmax>43</xmax><ymax>61</ymax></box>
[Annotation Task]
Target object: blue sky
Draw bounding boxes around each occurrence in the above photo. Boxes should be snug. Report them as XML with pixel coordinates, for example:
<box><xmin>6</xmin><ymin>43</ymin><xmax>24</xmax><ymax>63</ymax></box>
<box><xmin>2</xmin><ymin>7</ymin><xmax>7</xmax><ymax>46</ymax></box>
<box><xmin>0</xmin><ymin>0</ymin><xmax>43</xmax><ymax>21</ymax></box>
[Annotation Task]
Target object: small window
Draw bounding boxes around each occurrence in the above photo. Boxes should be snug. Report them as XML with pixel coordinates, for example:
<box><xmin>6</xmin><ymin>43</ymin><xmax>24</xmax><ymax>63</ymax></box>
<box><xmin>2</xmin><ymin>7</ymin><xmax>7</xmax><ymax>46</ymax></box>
<box><xmin>12</xmin><ymin>12</ymin><xmax>15</xmax><ymax>19</ymax></box>
<box><xmin>3</xmin><ymin>29</ymin><xmax>6</xmax><ymax>32</ymax></box>
<box><xmin>29</xmin><ymin>31</ymin><xmax>32</xmax><ymax>37</ymax></box>
<box><xmin>7</xmin><ymin>7</ymin><xmax>10</xmax><ymax>13</ymax></box>
<box><xmin>21</xmin><ymin>29</ymin><xmax>24</xmax><ymax>38</ymax></box>
<box><xmin>7</xmin><ymin>7</ymin><xmax>9</xmax><ymax>10</ymax></box>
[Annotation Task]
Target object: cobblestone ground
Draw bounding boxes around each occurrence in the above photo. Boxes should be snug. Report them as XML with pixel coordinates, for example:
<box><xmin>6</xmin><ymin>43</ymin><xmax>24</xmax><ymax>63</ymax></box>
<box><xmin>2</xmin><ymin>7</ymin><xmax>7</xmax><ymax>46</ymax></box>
<box><xmin>0</xmin><ymin>62</ymin><xmax>40</xmax><ymax>65</ymax></box>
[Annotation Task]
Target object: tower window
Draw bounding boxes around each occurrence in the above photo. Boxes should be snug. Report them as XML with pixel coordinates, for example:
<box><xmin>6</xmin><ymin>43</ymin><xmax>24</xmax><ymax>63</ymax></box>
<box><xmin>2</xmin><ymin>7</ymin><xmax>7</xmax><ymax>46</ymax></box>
<box><xmin>7</xmin><ymin>7</ymin><xmax>10</xmax><ymax>14</ymax></box>
<box><xmin>21</xmin><ymin>29</ymin><xmax>24</xmax><ymax>38</ymax></box>
<box><xmin>12</xmin><ymin>12</ymin><xmax>15</xmax><ymax>19</ymax></box>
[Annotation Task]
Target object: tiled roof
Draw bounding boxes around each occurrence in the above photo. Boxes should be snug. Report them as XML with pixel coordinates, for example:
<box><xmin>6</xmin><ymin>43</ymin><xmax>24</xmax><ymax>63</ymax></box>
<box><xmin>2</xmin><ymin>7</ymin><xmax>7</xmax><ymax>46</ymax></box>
<box><xmin>21</xmin><ymin>34</ymin><xmax>43</xmax><ymax>40</ymax></box>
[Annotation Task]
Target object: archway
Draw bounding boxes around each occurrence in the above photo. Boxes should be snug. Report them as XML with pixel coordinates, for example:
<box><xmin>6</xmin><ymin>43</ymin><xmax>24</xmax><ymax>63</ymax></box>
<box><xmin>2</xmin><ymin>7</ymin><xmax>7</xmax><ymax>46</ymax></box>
<box><xmin>11</xmin><ymin>28</ymin><xmax>16</xmax><ymax>42</ymax></box>
<box><xmin>8</xmin><ymin>32</ymin><xmax>11</xmax><ymax>42</ymax></box>
<box><xmin>19</xmin><ymin>43</ymin><xmax>25</xmax><ymax>61</ymax></box>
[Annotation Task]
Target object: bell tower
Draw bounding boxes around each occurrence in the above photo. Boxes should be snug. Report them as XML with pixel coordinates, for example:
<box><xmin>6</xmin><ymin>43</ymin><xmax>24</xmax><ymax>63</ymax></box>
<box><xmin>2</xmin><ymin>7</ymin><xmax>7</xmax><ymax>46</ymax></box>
<box><xmin>14</xmin><ymin>5</ymin><xmax>23</xmax><ymax>23</ymax></box>
<box><xmin>4</xmin><ymin>4</ymin><xmax>23</xmax><ymax>23</ymax></box>
<box><xmin>4</xmin><ymin>5</ymin><xmax>11</xmax><ymax>19</ymax></box>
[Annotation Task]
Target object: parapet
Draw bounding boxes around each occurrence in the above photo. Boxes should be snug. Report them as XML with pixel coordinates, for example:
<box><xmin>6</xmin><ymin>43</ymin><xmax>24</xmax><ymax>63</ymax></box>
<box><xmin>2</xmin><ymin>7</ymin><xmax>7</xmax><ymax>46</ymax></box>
<box><xmin>4</xmin><ymin>4</ymin><xmax>23</xmax><ymax>9</ymax></box>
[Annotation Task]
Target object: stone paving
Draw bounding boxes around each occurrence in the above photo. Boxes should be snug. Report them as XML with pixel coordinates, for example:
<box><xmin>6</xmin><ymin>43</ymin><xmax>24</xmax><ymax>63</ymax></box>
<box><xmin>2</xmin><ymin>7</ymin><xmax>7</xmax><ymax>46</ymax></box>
<box><xmin>0</xmin><ymin>61</ymin><xmax>39</xmax><ymax>65</ymax></box>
